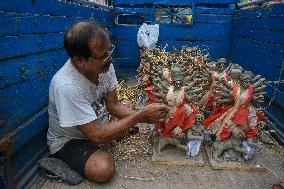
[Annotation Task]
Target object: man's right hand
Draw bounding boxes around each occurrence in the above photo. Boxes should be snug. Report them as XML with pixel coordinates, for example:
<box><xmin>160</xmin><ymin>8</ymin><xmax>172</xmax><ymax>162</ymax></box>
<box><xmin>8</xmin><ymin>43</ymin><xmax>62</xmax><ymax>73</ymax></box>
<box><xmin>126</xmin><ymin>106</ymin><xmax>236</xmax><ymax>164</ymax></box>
<box><xmin>137</xmin><ymin>103</ymin><xmax>169</xmax><ymax>124</ymax></box>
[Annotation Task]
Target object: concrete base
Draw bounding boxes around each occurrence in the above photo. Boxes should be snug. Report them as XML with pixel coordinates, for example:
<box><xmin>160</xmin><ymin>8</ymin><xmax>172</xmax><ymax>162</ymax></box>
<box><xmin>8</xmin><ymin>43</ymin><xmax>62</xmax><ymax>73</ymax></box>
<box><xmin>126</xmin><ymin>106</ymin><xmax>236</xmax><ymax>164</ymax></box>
<box><xmin>205</xmin><ymin>145</ymin><xmax>267</xmax><ymax>172</ymax></box>
<box><xmin>152</xmin><ymin>141</ymin><xmax>205</xmax><ymax>167</ymax></box>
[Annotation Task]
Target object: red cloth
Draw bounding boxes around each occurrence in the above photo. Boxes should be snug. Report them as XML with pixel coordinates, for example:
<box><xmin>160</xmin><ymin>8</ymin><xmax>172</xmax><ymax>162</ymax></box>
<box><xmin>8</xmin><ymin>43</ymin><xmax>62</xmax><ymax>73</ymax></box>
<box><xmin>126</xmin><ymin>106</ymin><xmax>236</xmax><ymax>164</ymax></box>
<box><xmin>155</xmin><ymin>93</ymin><xmax>196</xmax><ymax>137</ymax></box>
<box><xmin>203</xmin><ymin>84</ymin><xmax>260</xmax><ymax>140</ymax></box>
<box><xmin>231</xmin><ymin>85</ymin><xmax>254</xmax><ymax>126</ymax></box>
<box><xmin>244</xmin><ymin>127</ymin><xmax>258</xmax><ymax>138</ymax></box>
<box><xmin>203</xmin><ymin>105</ymin><xmax>232</xmax><ymax>127</ymax></box>
<box><xmin>219</xmin><ymin>127</ymin><xmax>232</xmax><ymax>141</ymax></box>
<box><xmin>144</xmin><ymin>86</ymin><xmax>156</xmax><ymax>103</ymax></box>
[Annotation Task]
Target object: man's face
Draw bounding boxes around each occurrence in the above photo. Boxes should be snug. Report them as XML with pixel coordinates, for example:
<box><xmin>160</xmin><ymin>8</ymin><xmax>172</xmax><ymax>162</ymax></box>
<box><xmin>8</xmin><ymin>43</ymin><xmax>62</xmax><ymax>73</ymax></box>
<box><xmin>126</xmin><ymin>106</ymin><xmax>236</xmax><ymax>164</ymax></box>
<box><xmin>85</xmin><ymin>39</ymin><xmax>113</xmax><ymax>74</ymax></box>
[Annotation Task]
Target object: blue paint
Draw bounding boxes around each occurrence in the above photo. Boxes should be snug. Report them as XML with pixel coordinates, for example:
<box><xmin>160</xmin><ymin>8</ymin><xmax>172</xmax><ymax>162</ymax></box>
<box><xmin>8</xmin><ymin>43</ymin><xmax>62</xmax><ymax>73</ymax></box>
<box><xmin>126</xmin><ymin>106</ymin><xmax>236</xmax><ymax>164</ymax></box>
<box><xmin>0</xmin><ymin>33</ymin><xmax>64</xmax><ymax>60</ymax></box>
<box><xmin>0</xmin><ymin>1</ymin><xmax>284</xmax><ymax>188</ymax></box>
<box><xmin>114</xmin><ymin>0</ymin><xmax>237</xmax><ymax>6</ymax></box>
<box><xmin>195</xmin><ymin>7</ymin><xmax>235</xmax><ymax>15</ymax></box>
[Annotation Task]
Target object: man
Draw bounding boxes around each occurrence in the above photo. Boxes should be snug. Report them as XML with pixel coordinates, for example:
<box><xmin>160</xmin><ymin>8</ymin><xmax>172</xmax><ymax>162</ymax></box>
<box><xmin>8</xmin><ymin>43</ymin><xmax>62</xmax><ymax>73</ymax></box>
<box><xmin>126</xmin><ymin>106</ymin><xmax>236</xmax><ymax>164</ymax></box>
<box><xmin>47</xmin><ymin>21</ymin><xmax>169</xmax><ymax>183</ymax></box>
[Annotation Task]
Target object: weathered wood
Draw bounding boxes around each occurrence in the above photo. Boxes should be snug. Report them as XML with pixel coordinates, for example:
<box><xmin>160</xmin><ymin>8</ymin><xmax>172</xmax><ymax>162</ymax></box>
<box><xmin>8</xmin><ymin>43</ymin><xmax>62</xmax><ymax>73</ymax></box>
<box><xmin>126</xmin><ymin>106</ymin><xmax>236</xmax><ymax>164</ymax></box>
<box><xmin>195</xmin><ymin>7</ymin><xmax>235</xmax><ymax>15</ymax></box>
<box><xmin>0</xmin><ymin>48</ymin><xmax>66</xmax><ymax>89</ymax></box>
<box><xmin>233</xmin><ymin>27</ymin><xmax>284</xmax><ymax>45</ymax></box>
<box><xmin>195</xmin><ymin>14</ymin><xmax>233</xmax><ymax>23</ymax></box>
<box><xmin>0</xmin><ymin>33</ymin><xmax>64</xmax><ymax>60</ymax></box>
<box><xmin>233</xmin><ymin>16</ymin><xmax>284</xmax><ymax>31</ymax></box>
<box><xmin>114</xmin><ymin>23</ymin><xmax>232</xmax><ymax>41</ymax></box>
<box><xmin>114</xmin><ymin>0</ymin><xmax>237</xmax><ymax>6</ymax></box>
<box><xmin>0</xmin><ymin>0</ymin><xmax>111</xmax><ymax>18</ymax></box>
<box><xmin>235</xmin><ymin>4</ymin><xmax>284</xmax><ymax>19</ymax></box>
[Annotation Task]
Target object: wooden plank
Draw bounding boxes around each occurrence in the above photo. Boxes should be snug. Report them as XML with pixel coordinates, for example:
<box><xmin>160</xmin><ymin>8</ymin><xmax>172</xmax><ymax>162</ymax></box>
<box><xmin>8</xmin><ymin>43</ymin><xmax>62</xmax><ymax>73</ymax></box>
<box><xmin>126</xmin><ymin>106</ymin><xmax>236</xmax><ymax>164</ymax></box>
<box><xmin>233</xmin><ymin>16</ymin><xmax>284</xmax><ymax>31</ymax></box>
<box><xmin>115</xmin><ymin>40</ymin><xmax>140</xmax><ymax>59</ymax></box>
<box><xmin>114</xmin><ymin>7</ymin><xmax>154</xmax><ymax>14</ymax></box>
<box><xmin>157</xmin><ymin>23</ymin><xmax>232</xmax><ymax>42</ymax></box>
<box><xmin>113</xmin><ymin>58</ymin><xmax>139</xmax><ymax>76</ymax></box>
<box><xmin>0</xmin><ymin>13</ymin><xmax>113</xmax><ymax>37</ymax></box>
<box><xmin>0</xmin><ymin>15</ymin><xmax>76</xmax><ymax>37</ymax></box>
<box><xmin>195</xmin><ymin>7</ymin><xmax>235</xmax><ymax>15</ymax></box>
<box><xmin>230</xmin><ymin>37</ymin><xmax>284</xmax><ymax>107</ymax></box>
<box><xmin>113</xmin><ymin>0</ymin><xmax>147</xmax><ymax>6</ymax></box>
<box><xmin>195</xmin><ymin>14</ymin><xmax>233</xmax><ymax>23</ymax></box>
<box><xmin>0</xmin><ymin>109</ymin><xmax>49</xmax><ymax>186</ymax></box>
<box><xmin>232</xmin><ymin>27</ymin><xmax>284</xmax><ymax>45</ymax></box>
<box><xmin>114</xmin><ymin>0</ymin><xmax>237</xmax><ymax>6</ymax></box>
<box><xmin>0</xmin><ymin>70</ymin><xmax>53</xmax><ymax>139</ymax></box>
<box><xmin>114</xmin><ymin>23</ymin><xmax>232</xmax><ymax>41</ymax></box>
<box><xmin>0</xmin><ymin>33</ymin><xmax>64</xmax><ymax>60</ymax></box>
<box><xmin>0</xmin><ymin>0</ymin><xmax>111</xmax><ymax>18</ymax></box>
<box><xmin>230</xmin><ymin>38</ymin><xmax>284</xmax><ymax>78</ymax></box>
<box><xmin>205</xmin><ymin>145</ymin><xmax>267</xmax><ymax>172</ymax></box>
<box><xmin>152</xmin><ymin>140</ymin><xmax>205</xmax><ymax>167</ymax></box>
<box><xmin>235</xmin><ymin>4</ymin><xmax>284</xmax><ymax>19</ymax></box>
<box><xmin>0</xmin><ymin>11</ymin><xmax>30</xmax><ymax>18</ymax></box>
<box><xmin>0</xmin><ymin>49</ymin><xmax>67</xmax><ymax>89</ymax></box>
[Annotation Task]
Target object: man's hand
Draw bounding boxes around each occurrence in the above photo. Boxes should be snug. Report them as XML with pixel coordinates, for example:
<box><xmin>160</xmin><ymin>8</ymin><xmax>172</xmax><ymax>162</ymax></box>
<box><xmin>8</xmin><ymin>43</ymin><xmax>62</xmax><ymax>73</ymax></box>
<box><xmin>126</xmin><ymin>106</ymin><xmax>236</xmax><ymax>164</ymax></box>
<box><xmin>137</xmin><ymin>103</ymin><xmax>169</xmax><ymax>124</ymax></box>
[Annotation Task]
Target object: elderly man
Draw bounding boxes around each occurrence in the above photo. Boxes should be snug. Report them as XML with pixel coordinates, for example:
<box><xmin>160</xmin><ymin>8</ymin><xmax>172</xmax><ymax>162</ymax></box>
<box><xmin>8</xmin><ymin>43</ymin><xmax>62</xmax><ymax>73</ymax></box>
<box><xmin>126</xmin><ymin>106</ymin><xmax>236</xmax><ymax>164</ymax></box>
<box><xmin>46</xmin><ymin>21</ymin><xmax>168</xmax><ymax>183</ymax></box>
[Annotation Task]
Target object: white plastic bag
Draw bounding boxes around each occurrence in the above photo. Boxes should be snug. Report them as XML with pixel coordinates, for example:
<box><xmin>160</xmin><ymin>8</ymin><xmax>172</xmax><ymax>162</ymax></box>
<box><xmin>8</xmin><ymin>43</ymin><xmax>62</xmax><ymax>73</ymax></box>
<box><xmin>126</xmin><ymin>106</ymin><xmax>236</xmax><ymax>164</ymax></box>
<box><xmin>137</xmin><ymin>23</ymin><xmax>159</xmax><ymax>50</ymax></box>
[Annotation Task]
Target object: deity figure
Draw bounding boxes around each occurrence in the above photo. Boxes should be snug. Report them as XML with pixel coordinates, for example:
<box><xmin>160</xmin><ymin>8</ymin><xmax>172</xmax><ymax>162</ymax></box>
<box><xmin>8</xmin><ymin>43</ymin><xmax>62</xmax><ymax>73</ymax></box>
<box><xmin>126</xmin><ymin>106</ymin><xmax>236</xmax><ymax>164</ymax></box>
<box><xmin>203</xmin><ymin>70</ymin><xmax>266</xmax><ymax>162</ymax></box>
<box><xmin>198</xmin><ymin>58</ymin><xmax>232</xmax><ymax>116</ymax></box>
<box><xmin>152</xmin><ymin>63</ymin><xmax>203</xmax><ymax>156</ymax></box>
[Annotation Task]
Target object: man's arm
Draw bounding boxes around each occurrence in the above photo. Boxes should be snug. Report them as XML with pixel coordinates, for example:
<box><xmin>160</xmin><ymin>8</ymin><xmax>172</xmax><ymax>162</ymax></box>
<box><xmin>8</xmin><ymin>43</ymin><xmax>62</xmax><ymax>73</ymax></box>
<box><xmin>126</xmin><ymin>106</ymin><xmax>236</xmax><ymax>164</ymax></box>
<box><xmin>105</xmin><ymin>89</ymin><xmax>136</xmax><ymax>119</ymax></box>
<box><xmin>79</xmin><ymin>103</ymin><xmax>169</xmax><ymax>144</ymax></box>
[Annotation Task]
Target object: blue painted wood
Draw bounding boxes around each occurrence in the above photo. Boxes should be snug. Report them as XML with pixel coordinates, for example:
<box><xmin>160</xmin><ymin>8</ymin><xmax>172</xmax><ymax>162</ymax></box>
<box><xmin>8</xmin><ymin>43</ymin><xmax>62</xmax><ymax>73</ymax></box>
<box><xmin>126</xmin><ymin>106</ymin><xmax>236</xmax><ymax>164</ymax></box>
<box><xmin>0</xmin><ymin>49</ymin><xmax>66</xmax><ymax>89</ymax></box>
<box><xmin>0</xmin><ymin>51</ymin><xmax>67</xmax><ymax>138</ymax></box>
<box><xmin>0</xmin><ymin>33</ymin><xmax>64</xmax><ymax>60</ymax></box>
<box><xmin>0</xmin><ymin>108</ymin><xmax>49</xmax><ymax>187</ymax></box>
<box><xmin>115</xmin><ymin>40</ymin><xmax>140</xmax><ymax>58</ymax></box>
<box><xmin>113</xmin><ymin>58</ymin><xmax>140</xmax><ymax>75</ymax></box>
<box><xmin>114</xmin><ymin>7</ymin><xmax>154</xmax><ymax>14</ymax></box>
<box><xmin>0</xmin><ymin>0</ymin><xmax>112</xmax><ymax>18</ymax></box>
<box><xmin>234</xmin><ymin>4</ymin><xmax>284</xmax><ymax>18</ymax></box>
<box><xmin>0</xmin><ymin>15</ymin><xmax>75</xmax><ymax>37</ymax></box>
<box><xmin>232</xmin><ymin>28</ymin><xmax>284</xmax><ymax>45</ymax></box>
<box><xmin>0</xmin><ymin>76</ymin><xmax>51</xmax><ymax>139</ymax></box>
<box><xmin>195</xmin><ymin>14</ymin><xmax>233</xmax><ymax>23</ymax></box>
<box><xmin>195</xmin><ymin>7</ymin><xmax>235</xmax><ymax>15</ymax></box>
<box><xmin>233</xmin><ymin>16</ymin><xmax>284</xmax><ymax>31</ymax></box>
<box><xmin>114</xmin><ymin>0</ymin><xmax>237</xmax><ymax>6</ymax></box>
<box><xmin>230</xmin><ymin>38</ymin><xmax>284</xmax><ymax>81</ymax></box>
<box><xmin>0</xmin><ymin>13</ymin><xmax>113</xmax><ymax>37</ymax></box>
<box><xmin>114</xmin><ymin>23</ymin><xmax>232</xmax><ymax>41</ymax></box>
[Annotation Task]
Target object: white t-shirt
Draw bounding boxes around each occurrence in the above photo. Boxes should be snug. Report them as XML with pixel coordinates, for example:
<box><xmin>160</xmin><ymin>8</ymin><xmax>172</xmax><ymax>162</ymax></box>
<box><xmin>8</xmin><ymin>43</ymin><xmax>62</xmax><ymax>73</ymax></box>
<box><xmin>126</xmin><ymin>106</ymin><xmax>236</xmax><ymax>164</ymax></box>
<box><xmin>47</xmin><ymin>60</ymin><xmax>118</xmax><ymax>154</ymax></box>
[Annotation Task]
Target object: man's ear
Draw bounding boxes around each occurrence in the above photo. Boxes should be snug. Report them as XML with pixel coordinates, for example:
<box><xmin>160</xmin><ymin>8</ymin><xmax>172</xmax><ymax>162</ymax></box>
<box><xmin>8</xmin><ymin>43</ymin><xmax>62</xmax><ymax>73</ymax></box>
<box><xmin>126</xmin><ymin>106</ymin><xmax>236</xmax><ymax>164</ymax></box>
<box><xmin>73</xmin><ymin>56</ymin><xmax>85</xmax><ymax>68</ymax></box>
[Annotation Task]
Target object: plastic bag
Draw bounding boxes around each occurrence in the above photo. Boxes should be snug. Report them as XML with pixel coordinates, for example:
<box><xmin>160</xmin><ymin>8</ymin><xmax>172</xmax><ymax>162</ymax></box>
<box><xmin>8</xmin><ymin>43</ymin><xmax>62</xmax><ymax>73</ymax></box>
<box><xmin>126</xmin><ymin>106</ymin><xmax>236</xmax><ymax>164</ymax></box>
<box><xmin>186</xmin><ymin>140</ymin><xmax>202</xmax><ymax>157</ymax></box>
<box><xmin>137</xmin><ymin>23</ymin><xmax>159</xmax><ymax>50</ymax></box>
<box><xmin>240</xmin><ymin>140</ymin><xmax>256</xmax><ymax>161</ymax></box>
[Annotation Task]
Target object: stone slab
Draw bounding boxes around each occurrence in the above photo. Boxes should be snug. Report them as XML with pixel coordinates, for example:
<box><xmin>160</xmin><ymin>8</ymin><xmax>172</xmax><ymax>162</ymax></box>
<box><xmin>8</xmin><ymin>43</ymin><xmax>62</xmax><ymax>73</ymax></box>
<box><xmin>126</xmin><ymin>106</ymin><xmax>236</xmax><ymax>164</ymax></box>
<box><xmin>151</xmin><ymin>141</ymin><xmax>205</xmax><ymax>167</ymax></box>
<box><xmin>205</xmin><ymin>145</ymin><xmax>268</xmax><ymax>172</ymax></box>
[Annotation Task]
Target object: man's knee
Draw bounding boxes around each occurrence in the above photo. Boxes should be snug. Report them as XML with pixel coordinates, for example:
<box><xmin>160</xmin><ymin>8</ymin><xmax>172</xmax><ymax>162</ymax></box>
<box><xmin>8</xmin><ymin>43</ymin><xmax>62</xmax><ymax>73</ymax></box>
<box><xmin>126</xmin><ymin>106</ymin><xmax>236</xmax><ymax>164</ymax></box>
<box><xmin>84</xmin><ymin>150</ymin><xmax>115</xmax><ymax>183</ymax></box>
